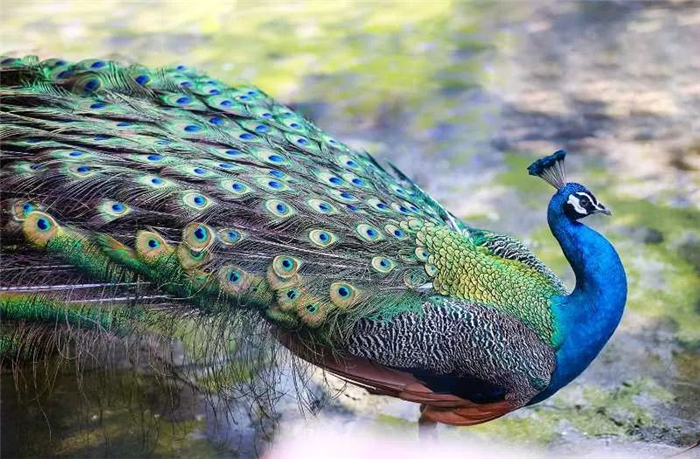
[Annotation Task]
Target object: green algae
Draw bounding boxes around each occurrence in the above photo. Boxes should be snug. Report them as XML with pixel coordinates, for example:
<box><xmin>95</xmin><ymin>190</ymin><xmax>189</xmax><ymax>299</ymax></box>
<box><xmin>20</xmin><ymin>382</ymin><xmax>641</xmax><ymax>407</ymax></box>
<box><xmin>52</xmin><ymin>410</ymin><xmax>218</xmax><ymax>459</ymax></box>
<box><xmin>462</xmin><ymin>377</ymin><xmax>675</xmax><ymax>446</ymax></box>
<box><xmin>604</xmin><ymin>198</ymin><xmax>700</xmax><ymax>241</ymax></box>
<box><xmin>602</xmin><ymin>199</ymin><xmax>700</xmax><ymax>344</ymax></box>
<box><xmin>461</xmin><ymin>412</ymin><xmax>559</xmax><ymax>445</ymax></box>
<box><xmin>497</xmin><ymin>152</ymin><xmax>543</xmax><ymax>195</ymax></box>
<box><xmin>569</xmin><ymin>379</ymin><xmax>675</xmax><ymax>437</ymax></box>
<box><xmin>375</xmin><ymin>410</ymin><xmax>561</xmax><ymax>445</ymax></box>
<box><xmin>623</xmin><ymin>244</ymin><xmax>700</xmax><ymax>344</ymax></box>
<box><xmin>376</xmin><ymin>414</ymin><xmax>413</xmax><ymax>429</ymax></box>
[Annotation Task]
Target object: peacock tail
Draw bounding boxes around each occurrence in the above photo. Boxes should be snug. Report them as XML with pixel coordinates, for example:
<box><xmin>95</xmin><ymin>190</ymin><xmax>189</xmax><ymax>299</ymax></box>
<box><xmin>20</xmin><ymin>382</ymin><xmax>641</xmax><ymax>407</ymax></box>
<box><xmin>1</xmin><ymin>55</ymin><xmax>590</xmax><ymax>426</ymax></box>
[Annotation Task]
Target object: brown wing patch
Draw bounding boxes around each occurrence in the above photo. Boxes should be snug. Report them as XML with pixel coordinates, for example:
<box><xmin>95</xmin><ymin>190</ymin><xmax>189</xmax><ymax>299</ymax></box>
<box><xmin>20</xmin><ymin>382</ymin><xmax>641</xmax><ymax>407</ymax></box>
<box><xmin>419</xmin><ymin>402</ymin><xmax>516</xmax><ymax>426</ymax></box>
<box><xmin>277</xmin><ymin>332</ymin><xmax>521</xmax><ymax>426</ymax></box>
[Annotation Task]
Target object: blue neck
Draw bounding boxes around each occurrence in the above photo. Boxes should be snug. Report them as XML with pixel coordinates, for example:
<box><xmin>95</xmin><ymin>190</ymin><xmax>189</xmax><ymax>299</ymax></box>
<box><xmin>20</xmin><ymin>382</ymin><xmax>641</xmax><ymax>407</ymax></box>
<box><xmin>529</xmin><ymin>189</ymin><xmax>627</xmax><ymax>404</ymax></box>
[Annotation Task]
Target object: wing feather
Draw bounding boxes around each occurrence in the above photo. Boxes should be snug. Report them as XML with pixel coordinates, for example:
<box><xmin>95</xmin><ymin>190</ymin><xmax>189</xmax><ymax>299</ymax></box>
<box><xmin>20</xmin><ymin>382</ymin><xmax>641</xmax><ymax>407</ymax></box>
<box><xmin>278</xmin><ymin>299</ymin><xmax>555</xmax><ymax>425</ymax></box>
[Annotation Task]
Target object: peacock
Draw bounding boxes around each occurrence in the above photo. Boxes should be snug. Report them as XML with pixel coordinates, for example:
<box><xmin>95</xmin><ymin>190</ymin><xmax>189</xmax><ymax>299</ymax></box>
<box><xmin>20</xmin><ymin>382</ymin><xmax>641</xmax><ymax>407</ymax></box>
<box><xmin>0</xmin><ymin>56</ymin><xmax>627</xmax><ymax>433</ymax></box>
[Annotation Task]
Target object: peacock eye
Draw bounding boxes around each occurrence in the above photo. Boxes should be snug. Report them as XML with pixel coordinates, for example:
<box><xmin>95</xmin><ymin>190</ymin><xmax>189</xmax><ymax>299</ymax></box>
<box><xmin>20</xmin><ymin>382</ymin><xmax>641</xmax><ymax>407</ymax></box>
<box><xmin>579</xmin><ymin>196</ymin><xmax>590</xmax><ymax>206</ymax></box>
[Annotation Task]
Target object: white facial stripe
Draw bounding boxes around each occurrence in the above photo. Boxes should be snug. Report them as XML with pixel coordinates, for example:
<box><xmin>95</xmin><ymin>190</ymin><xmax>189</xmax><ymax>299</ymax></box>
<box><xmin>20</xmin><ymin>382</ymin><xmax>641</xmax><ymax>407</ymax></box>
<box><xmin>575</xmin><ymin>191</ymin><xmax>595</xmax><ymax>204</ymax></box>
<box><xmin>576</xmin><ymin>191</ymin><xmax>606</xmax><ymax>211</ymax></box>
<box><xmin>567</xmin><ymin>194</ymin><xmax>588</xmax><ymax>215</ymax></box>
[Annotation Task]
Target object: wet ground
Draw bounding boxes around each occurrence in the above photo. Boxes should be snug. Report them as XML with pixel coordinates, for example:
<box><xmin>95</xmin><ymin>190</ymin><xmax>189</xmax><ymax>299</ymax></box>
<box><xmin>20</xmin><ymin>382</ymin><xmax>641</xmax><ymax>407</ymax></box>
<box><xmin>1</xmin><ymin>1</ymin><xmax>699</xmax><ymax>457</ymax></box>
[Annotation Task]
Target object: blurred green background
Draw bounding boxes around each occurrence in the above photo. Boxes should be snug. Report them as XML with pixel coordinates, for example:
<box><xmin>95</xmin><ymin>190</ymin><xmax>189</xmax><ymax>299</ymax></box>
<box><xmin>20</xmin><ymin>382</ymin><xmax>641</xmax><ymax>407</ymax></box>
<box><xmin>1</xmin><ymin>0</ymin><xmax>699</xmax><ymax>457</ymax></box>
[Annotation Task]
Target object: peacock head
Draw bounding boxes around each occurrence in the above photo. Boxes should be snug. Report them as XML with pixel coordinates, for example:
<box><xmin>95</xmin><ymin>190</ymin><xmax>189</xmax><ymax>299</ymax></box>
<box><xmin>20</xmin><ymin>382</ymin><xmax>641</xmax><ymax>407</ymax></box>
<box><xmin>528</xmin><ymin>150</ymin><xmax>611</xmax><ymax>221</ymax></box>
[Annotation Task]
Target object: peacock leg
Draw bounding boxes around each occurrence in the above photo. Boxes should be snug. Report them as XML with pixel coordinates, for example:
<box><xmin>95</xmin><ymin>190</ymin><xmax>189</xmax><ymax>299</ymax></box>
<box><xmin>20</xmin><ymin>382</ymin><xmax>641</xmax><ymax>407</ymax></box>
<box><xmin>418</xmin><ymin>404</ymin><xmax>437</xmax><ymax>441</ymax></box>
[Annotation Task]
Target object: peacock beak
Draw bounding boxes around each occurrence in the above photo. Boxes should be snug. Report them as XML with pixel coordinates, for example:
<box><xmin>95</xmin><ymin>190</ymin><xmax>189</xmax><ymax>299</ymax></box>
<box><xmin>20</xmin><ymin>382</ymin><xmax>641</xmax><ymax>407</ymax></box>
<box><xmin>596</xmin><ymin>205</ymin><xmax>612</xmax><ymax>216</ymax></box>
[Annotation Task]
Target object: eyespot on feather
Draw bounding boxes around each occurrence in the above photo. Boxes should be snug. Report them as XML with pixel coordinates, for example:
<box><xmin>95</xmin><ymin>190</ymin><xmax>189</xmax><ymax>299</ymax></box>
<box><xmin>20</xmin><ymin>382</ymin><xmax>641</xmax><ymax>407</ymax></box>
<box><xmin>314</xmin><ymin>170</ymin><xmax>346</xmax><ymax>187</ymax></box>
<box><xmin>308</xmin><ymin>229</ymin><xmax>338</xmax><ymax>248</ymax></box>
<box><xmin>337</xmin><ymin>154</ymin><xmax>361</xmax><ymax>170</ymax></box>
<box><xmin>264</xmin><ymin>199</ymin><xmax>295</xmax><ymax>218</ymax></box>
<box><xmin>266</xmin><ymin>264</ymin><xmax>302</xmax><ymax>290</ymax></box>
<box><xmin>424</xmin><ymin>264</ymin><xmax>438</xmax><ymax>277</ymax></box>
<box><xmin>271</xmin><ymin>255</ymin><xmax>301</xmax><ymax>279</ymax></box>
<box><xmin>384</xmin><ymin>224</ymin><xmax>407</xmax><ymax>240</ymax></box>
<box><xmin>307</xmin><ymin>199</ymin><xmax>339</xmax><ymax>215</ymax></box>
<box><xmin>218</xmin><ymin>228</ymin><xmax>246</xmax><ymax>245</ymax></box>
<box><xmin>415</xmin><ymin>247</ymin><xmax>430</xmax><ymax>261</ymax></box>
<box><xmin>135</xmin><ymin>230</ymin><xmax>172</xmax><ymax>262</ymax></box>
<box><xmin>277</xmin><ymin>287</ymin><xmax>301</xmax><ymax>312</ymax></box>
<box><xmin>98</xmin><ymin>199</ymin><xmax>131</xmax><ymax>222</ymax></box>
<box><xmin>367</xmin><ymin>197</ymin><xmax>391</xmax><ymax>213</ymax></box>
<box><xmin>356</xmin><ymin>224</ymin><xmax>384</xmax><ymax>243</ymax></box>
<box><xmin>252</xmin><ymin>148</ymin><xmax>289</xmax><ymax>166</ymax></box>
<box><xmin>66</xmin><ymin>164</ymin><xmax>97</xmax><ymax>178</ymax></box>
<box><xmin>136</xmin><ymin>174</ymin><xmax>173</xmax><ymax>189</ymax></box>
<box><xmin>329</xmin><ymin>282</ymin><xmax>360</xmax><ymax>309</ymax></box>
<box><xmin>11</xmin><ymin>200</ymin><xmax>40</xmax><ymax>221</ymax></box>
<box><xmin>285</xmin><ymin>133</ymin><xmax>320</xmax><ymax>153</ymax></box>
<box><xmin>70</xmin><ymin>73</ymin><xmax>102</xmax><ymax>94</ymax></box>
<box><xmin>182</xmin><ymin>223</ymin><xmax>214</xmax><ymax>251</ymax></box>
<box><xmin>371</xmin><ymin>256</ymin><xmax>396</xmax><ymax>274</ymax></box>
<box><xmin>182</xmin><ymin>191</ymin><xmax>213</xmax><ymax>210</ymax></box>
<box><xmin>295</xmin><ymin>295</ymin><xmax>329</xmax><ymax>328</ymax></box>
<box><xmin>23</xmin><ymin>212</ymin><xmax>60</xmax><ymax>247</ymax></box>
<box><xmin>177</xmin><ymin>244</ymin><xmax>211</xmax><ymax>270</ymax></box>
<box><xmin>255</xmin><ymin>176</ymin><xmax>291</xmax><ymax>192</ymax></box>
<box><xmin>220</xmin><ymin>179</ymin><xmax>253</xmax><ymax>197</ymax></box>
<box><xmin>403</xmin><ymin>270</ymin><xmax>429</xmax><ymax>289</ymax></box>
<box><xmin>218</xmin><ymin>265</ymin><xmax>251</xmax><ymax>295</ymax></box>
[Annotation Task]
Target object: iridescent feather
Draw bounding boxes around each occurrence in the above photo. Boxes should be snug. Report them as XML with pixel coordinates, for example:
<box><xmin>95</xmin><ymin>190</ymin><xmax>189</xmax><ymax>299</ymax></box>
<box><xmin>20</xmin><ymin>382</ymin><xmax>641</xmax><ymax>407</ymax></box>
<box><xmin>0</xmin><ymin>56</ymin><xmax>573</xmax><ymax>427</ymax></box>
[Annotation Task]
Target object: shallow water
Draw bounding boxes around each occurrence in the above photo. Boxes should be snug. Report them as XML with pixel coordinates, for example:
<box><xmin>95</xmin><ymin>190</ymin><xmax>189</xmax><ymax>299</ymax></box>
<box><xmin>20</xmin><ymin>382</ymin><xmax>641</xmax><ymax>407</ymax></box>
<box><xmin>1</xmin><ymin>1</ymin><xmax>699</xmax><ymax>457</ymax></box>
